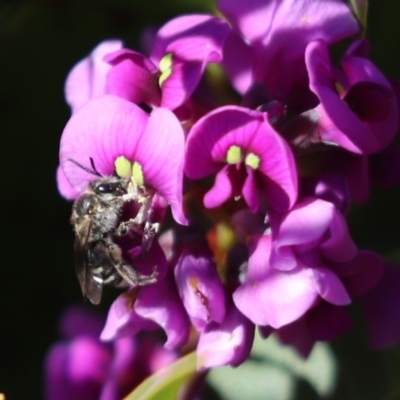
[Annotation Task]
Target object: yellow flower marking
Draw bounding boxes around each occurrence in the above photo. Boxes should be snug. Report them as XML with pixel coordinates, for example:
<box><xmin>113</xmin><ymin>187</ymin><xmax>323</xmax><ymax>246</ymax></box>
<box><xmin>158</xmin><ymin>53</ymin><xmax>173</xmax><ymax>87</ymax></box>
<box><xmin>226</xmin><ymin>145</ymin><xmax>242</xmax><ymax>164</ymax></box>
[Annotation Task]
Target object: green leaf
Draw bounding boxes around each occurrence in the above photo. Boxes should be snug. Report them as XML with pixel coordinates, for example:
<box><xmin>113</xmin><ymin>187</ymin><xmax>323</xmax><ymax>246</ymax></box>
<box><xmin>124</xmin><ymin>351</ymin><xmax>197</xmax><ymax>400</ymax></box>
<box><xmin>207</xmin><ymin>332</ymin><xmax>337</xmax><ymax>400</ymax></box>
<box><xmin>349</xmin><ymin>0</ymin><xmax>368</xmax><ymax>34</ymax></box>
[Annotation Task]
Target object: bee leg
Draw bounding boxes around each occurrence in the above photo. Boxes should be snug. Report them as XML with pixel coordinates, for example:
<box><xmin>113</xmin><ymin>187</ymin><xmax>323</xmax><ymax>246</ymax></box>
<box><xmin>107</xmin><ymin>241</ymin><xmax>158</xmax><ymax>286</ymax></box>
<box><xmin>142</xmin><ymin>221</ymin><xmax>160</xmax><ymax>253</ymax></box>
<box><xmin>115</xmin><ymin>219</ymin><xmax>140</xmax><ymax>236</ymax></box>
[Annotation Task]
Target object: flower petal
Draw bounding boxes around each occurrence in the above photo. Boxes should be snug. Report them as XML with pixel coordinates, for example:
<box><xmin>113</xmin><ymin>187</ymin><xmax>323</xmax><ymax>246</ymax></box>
<box><xmin>60</xmin><ymin>95</ymin><xmax>148</xmax><ymax>193</ymax></box>
<box><xmin>197</xmin><ymin>302</ymin><xmax>255</xmax><ymax>369</ymax></box>
<box><xmin>135</xmin><ymin>107</ymin><xmax>187</xmax><ymax>225</ymax></box>
<box><xmin>234</xmin><ymin>235</ymin><xmax>318</xmax><ymax>328</ymax></box>
<box><xmin>65</xmin><ymin>40</ymin><xmax>123</xmax><ymax>112</ymax></box>
<box><xmin>175</xmin><ymin>246</ymin><xmax>226</xmax><ymax>331</ymax></box>
<box><xmin>135</xmin><ymin>276</ymin><xmax>190</xmax><ymax>349</ymax></box>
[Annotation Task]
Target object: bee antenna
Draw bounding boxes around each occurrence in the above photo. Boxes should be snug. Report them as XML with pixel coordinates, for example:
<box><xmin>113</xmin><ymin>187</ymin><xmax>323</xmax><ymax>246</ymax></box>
<box><xmin>67</xmin><ymin>158</ymin><xmax>103</xmax><ymax>177</ymax></box>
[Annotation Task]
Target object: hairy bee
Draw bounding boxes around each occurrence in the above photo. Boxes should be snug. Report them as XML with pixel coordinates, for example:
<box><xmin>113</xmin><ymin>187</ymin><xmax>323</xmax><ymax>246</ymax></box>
<box><xmin>69</xmin><ymin>158</ymin><xmax>158</xmax><ymax>304</ymax></box>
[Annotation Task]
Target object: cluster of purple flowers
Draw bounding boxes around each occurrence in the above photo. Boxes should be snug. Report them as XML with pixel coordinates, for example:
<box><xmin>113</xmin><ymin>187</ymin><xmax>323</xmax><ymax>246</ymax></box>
<box><xmin>44</xmin><ymin>306</ymin><xmax>177</xmax><ymax>400</ymax></box>
<box><xmin>57</xmin><ymin>0</ymin><xmax>400</xmax><ymax>376</ymax></box>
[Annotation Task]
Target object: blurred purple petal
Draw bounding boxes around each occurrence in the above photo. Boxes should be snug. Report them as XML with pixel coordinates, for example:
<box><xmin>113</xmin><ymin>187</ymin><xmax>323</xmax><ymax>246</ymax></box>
<box><xmin>331</xmin><ymin>251</ymin><xmax>384</xmax><ymax>297</ymax></box>
<box><xmin>358</xmin><ymin>264</ymin><xmax>400</xmax><ymax>349</ymax></box>
<box><xmin>150</xmin><ymin>15</ymin><xmax>230</xmax><ymax>64</ymax></box>
<box><xmin>100</xmin><ymin>338</ymin><xmax>141</xmax><ymax>400</ymax></box>
<box><xmin>222</xmin><ymin>31</ymin><xmax>254</xmax><ymax>94</ymax></box>
<box><xmin>45</xmin><ymin>338</ymin><xmax>111</xmax><ymax>400</ymax></box>
<box><xmin>59</xmin><ymin>305</ymin><xmax>104</xmax><ymax>339</ymax></box>
<box><xmin>219</xmin><ymin>0</ymin><xmax>359</xmax><ymax>102</ymax></box>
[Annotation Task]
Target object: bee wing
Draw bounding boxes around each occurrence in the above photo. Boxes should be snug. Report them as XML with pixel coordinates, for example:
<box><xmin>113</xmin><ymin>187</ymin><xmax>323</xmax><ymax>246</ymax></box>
<box><xmin>74</xmin><ymin>220</ymin><xmax>103</xmax><ymax>305</ymax></box>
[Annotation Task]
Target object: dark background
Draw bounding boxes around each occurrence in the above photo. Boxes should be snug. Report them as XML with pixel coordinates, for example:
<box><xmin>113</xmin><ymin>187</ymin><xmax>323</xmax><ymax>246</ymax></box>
<box><xmin>0</xmin><ymin>0</ymin><xmax>399</xmax><ymax>399</ymax></box>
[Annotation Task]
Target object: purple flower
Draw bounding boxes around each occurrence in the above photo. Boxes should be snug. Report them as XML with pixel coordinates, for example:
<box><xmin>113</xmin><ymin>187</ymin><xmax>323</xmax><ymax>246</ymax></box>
<box><xmin>174</xmin><ymin>243</ymin><xmax>226</xmax><ymax>331</ymax></box>
<box><xmin>219</xmin><ymin>0</ymin><xmax>359</xmax><ymax>108</ymax></box>
<box><xmin>105</xmin><ymin>15</ymin><xmax>230</xmax><ymax>110</ymax></box>
<box><xmin>58</xmin><ymin>95</ymin><xmax>187</xmax><ymax>225</ymax></box>
<box><xmin>185</xmin><ymin>106</ymin><xmax>298</xmax><ymax>214</ymax></box>
<box><xmin>196</xmin><ymin>301</ymin><xmax>255</xmax><ymax>369</ymax></box>
<box><xmin>234</xmin><ymin>197</ymin><xmax>356</xmax><ymax>329</ymax></box>
<box><xmin>101</xmin><ymin>274</ymin><xmax>191</xmax><ymax>350</ymax></box>
<box><xmin>270</xmin><ymin>197</ymin><xmax>357</xmax><ymax>271</ymax></box>
<box><xmin>44</xmin><ymin>306</ymin><xmax>178</xmax><ymax>400</ymax></box>
<box><xmin>305</xmin><ymin>39</ymin><xmax>398</xmax><ymax>154</ymax></box>
<box><xmin>65</xmin><ymin>40</ymin><xmax>123</xmax><ymax>112</ymax></box>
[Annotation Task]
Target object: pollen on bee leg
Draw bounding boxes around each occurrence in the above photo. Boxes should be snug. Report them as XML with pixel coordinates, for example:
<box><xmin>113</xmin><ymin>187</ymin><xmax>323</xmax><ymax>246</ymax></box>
<box><xmin>115</xmin><ymin>156</ymin><xmax>132</xmax><ymax>178</ymax></box>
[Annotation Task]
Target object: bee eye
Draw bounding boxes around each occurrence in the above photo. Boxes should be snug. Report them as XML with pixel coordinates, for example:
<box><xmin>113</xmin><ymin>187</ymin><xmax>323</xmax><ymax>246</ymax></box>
<box><xmin>96</xmin><ymin>182</ymin><xmax>126</xmax><ymax>195</ymax></box>
<box><xmin>75</xmin><ymin>195</ymin><xmax>97</xmax><ymax>215</ymax></box>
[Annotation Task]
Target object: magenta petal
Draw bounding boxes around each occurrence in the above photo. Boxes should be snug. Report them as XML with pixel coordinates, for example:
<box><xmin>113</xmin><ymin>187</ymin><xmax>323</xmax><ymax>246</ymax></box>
<box><xmin>135</xmin><ymin>107</ymin><xmax>187</xmax><ymax>225</ymax></box>
<box><xmin>242</xmin><ymin>168</ymin><xmax>259</xmax><ymax>213</ymax></box>
<box><xmin>134</xmin><ymin>277</ymin><xmax>190</xmax><ymax>350</ymax></box>
<box><xmin>160</xmin><ymin>61</ymin><xmax>203</xmax><ymax>110</ymax></box>
<box><xmin>219</xmin><ymin>0</ymin><xmax>359</xmax><ymax>102</ymax></box>
<box><xmin>59</xmin><ymin>305</ymin><xmax>104</xmax><ymax>339</ymax></box>
<box><xmin>56</xmin><ymin>165</ymin><xmax>79</xmax><ymax>200</ymax></box>
<box><xmin>307</xmin><ymin>40</ymin><xmax>397</xmax><ymax>154</ymax></box>
<box><xmin>270</xmin><ymin>198</ymin><xmax>335</xmax><ymax>271</ymax></box>
<box><xmin>203</xmin><ymin>165</ymin><xmax>233</xmax><ymax>209</ymax></box>
<box><xmin>60</xmin><ymin>95</ymin><xmax>148</xmax><ymax>193</ymax></box>
<box><xmin>233</xmin><ymin>235</ymin><xmax>318</xmax><ymax>328</ymax></box>
<box><xmin>65</xmin><ymin>40</ymin><xmax>123</xmax><ymax>112</ymax></box>
<box><xmin>218</xmin><ymin>0</ymin><xmax>358</xmax><ymax>44</ymax></box>
<box><xmin>185</xmin><ymin>106</ymin><xmax>259</xmax><ymax>180</ymax></box>
<box><xmin>197</xmin><ymin>302</ymin><xmax>255</xmax><ymax>369</ymax></box>
<box><xmin>100</xmin><ymin>337</ymin><xmax>140</xmax><ymax>400</ymax></box>
<box><xmin>174</xmin><ymin>247</ymin><xmax>226</xmax><ymax>331</ymax></box>
<box><xmin>320</xmin><ymin>209</ymin><xmax>357</xmax><ymax>262</ymax></box>
<box><xmin>105</xmin><ymin>49</ymin><xmax>161</xmax><ymax>106</ymax></box>
<box><xmin>222</xmin><ymin>31</ymin><xmax>254</xmax><ymax>94</ymax></box>
<box><xmin>341</xmin><ymin>54</ymin><xmax>398</xmax><ymax>150</ymax></box>
<box><xmin>333</xmin><ymin>251</ymin><xmax>384</xmax><ymax>297</ymax></box>
<box><xmin>100</xmin><ymin>293</ymin><xmax>156</xmax><ymax>341</ymax></box>
<box><xmin>186</xmin><ymin>106</ymin><xmax>297</xmax><ymax>212</ymax></box>
<box><xmin>311</xmin><ymin>267</ymin><xmax>350</xmax><ymax>305</ymax></box>
<box><xmin>150</xmin><ymin>15</ymin><xmax>230</xmax><ymax>64</ymax></box>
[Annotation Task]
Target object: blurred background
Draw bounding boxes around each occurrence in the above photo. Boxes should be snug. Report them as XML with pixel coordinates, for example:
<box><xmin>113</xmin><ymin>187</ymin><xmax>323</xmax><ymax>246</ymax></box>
<box><xmin>0</xmin><ymin>0</ymin><xmax>400</xmax><ymax>399</ymax></box>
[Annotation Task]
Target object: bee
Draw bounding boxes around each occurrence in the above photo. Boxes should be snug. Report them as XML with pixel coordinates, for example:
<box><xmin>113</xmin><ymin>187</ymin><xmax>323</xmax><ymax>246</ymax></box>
<box><xmin>69</xmin><ymin>158</ymin><xmax>158</xmax><ymax>304</ymax></box>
